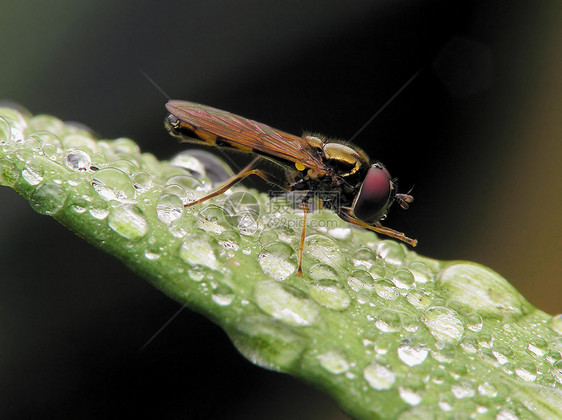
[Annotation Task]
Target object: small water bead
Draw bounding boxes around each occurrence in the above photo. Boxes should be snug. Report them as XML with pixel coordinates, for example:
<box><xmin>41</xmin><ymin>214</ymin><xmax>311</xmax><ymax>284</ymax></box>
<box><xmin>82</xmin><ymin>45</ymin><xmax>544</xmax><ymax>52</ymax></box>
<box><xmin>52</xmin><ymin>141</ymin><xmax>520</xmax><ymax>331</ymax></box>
<box><xmin>352</xmin><ymin>247</ymin><xmax>376</xmax><ymax>269</ymax></box>
<box><xmin>258</xmin><ymin>242</ymin><xmax>296</xmax><ymax>280</ymax></box>
<box><xmin>211</xmin><ymin>282</ymin><xmax>235</xmax><ymax>306</ymax></box>
<box><xmin>373</xmin><ymin>279</ymin><xmax>398</xmax><ymax>300</ymax></box>
<box><xmin>0</xmin><ymin>116</ymin><xmax>12</xmax><ymax>144</ymax></box>
<box><xmin>403</xmin><ymin>316</ymin><xmax>420</xmax><ymax>333</ymax></box>
<box><xmin>92</xmin><ymin>167</ymin><xmax>135</xmax><ymax>202</ymax></box>
<box><xmin>550</xmin><ymin>314</ymin><xmax>562</xmax><ymax>335</ymax></box>
<box><xmin>111</xmin><ymin>137</ymin><xmax>140</xmax><ymax>154</ymax></box>
<box><xmin>61</xmin><ymin>133</ymin><xmax>97</xmax><ymax>152</ymax></box>
<box><xmin>391</xmin><ymin>269</ymin><xmax>415</xmax><ymax>289</ymax></box>
<box><xmin>179</xmin><ymin>231</ymin><xmax>221</xmax><ymax>270</ymax></box>
<box><xmin>363</xmin><ymin>362</ymin><xmax>396</xmax><ymax>390</ymax></box>
<box><xmin>27</xmin><ymin>114</ymin><xmax>65</xmax><ymax>135</ymax></box>
<box><xmin>89</xmin><ymin>153</ymin><xmax>108</xmax><ymax>170</ymax></box>
<box><xmin>254</xmin><ymin>281</ymin><xmax>319</xmax><ymax>327</ymax></box>
<box><xmin>399</xmin><ymin>387</ymin><xmax>422</xmax><ymax>406</ymax></box>
<box><xmin>317</xmin><ymin>350</ymin><xmax>350</xmax><ymax>374</ymax></box>
<box><xmin>21</xmin><ymin>162</ymin><xmax>44</xmax><ymax>185</ymax></box>
<box><xmin>198</xmin><ymin>205</ymin><xmax>233</xmax><ymax>233</ymax></box>
<box><xmin>432</xmin><ymin>340</ymin><xmax>456</xmax><ymax>363</ymax></box>
<box><xmin>377</xmin><ymin>240</ymin><xmax>406</xmax><ymax>265</ymax></box>
<box><xmin>71</xmin><ymin>195</ymin><xmax>90</xmax><ymax>213</ymax></box>
<box><xmin>64</xmin><ymin>150</ymin><xmax>91</xmax><ymax>171</ymax></box>
<box><xmin>308</xmin><ymin>279</ymin><xmax>351</xmax><ymax>311</ymax></box>
<box><xmin>144</xmin><ymin>250</ymin><xmax>161</xmax><ymax>260</ymax></box>
<box><xmin>107</xmin><ymin>204</ymin><xmax>148</xmax><ymax>240</ymax></box>
<box><xmin>398</xmin><ymin>337</ymin><xmax>429</xmax><ymax>366</ymax></box>
<box><xmin>328</xmin><ymin>226</ymin><xmax>351</xmax><ymax>239</ymax></box>
<box><xmin>408</xmin><ymin>261</ymin><xmax>432</xmax><ymax>283</ymax></box>
<box><xmin>170</xmin><ymin>151</ymin><xmax>207</xmax><ymax>176</ymax></box>
<box><xmin>131</xmin><ymin>171</ymin><xmax>152</xmax><ymax>192</ymax></box>
<box><xmin>235</xmin><ymin>210</ymin><xmax>260</xmax><ymax>235</ymax></box>
<box><xmin>29</xmin><ymin>183</ymin><xmax>67</xmax><ymax>215</ymax></box>
<box><xmin>375</xmin><ymin>310</ymin><xmax>402</xmax><ymax>332</ymax></box>
<box><xmin>451</xmin><ymin>380</ymin><xmax>475</xmax><ymax>399</ymax></box>
<box><xmin>304</xmin><ymin>235</ymin><xmax>345</xmax><ymax>268</ymax></box>
<box><xmin>423</xmin><ymin>306</ymin><xmax>464</xmax><ymax>343</ymax></box>
<box><xmin>477</xmin><ymin>382</ymin><xmax>498</xmax><ymax>398</ymax></box>
<box><xmin>222</xmin><ymin>190</ymin><xmax>261</xmax><ymax>217</ymax></box>
<box><xmin>109</xmin><ymin>158</ymin><xmax>138</xmax><ymax>175</ymax></box>
<box><xmin>514</xmin><ymin>361</ymin><xmax>537</xmax><ymax>382</ymax></box>
<box><xmin>168</xmin><ymin>174</ymin><xmax>207</xmax><ymax>195</ymax></box>
<box><xmin>406</xmin><ymin>290</ymin><xmax>432</xmax><ymax>310</ymax></box>
<box><xmin>156</xmin><ymin>193</ymin><xmax>184</xmax><ymax>225</ymax></box>
<box><xmin>308</xmin><ymin>263</ymin><xmax>339</xmax><ymax>281</ymax></box>
<box><xmin>527</xmin><ymin>338</ymin><xmax>547</xmax><ymax>357</ymax></box>
<box><xmin>460</xmin><ymin>337</ymin><xmax>478</xmax><ymax>353</ymax></box>
<box><xmin>219</xmin><ymin>230</ymin><xmax>241</xmax><ymax>252</ymax></box>
<box><xmin>347</xmin><ymin>269</ymin><xmax>374</xmax><ymax>293</ymax></box>
<box><xmin>466</xmin><ymin>313</ymin><xmax>484</xmax><ymax>332</ymax></box>
<box><xmin>169</xmin><ymin>217</ymin><xmax>192</xmax><ymax>238</ymax></box>
<box><xmin>258</xmin><ymin>229</ymin><xmax>278</xmax><ymax>247</ymax></box>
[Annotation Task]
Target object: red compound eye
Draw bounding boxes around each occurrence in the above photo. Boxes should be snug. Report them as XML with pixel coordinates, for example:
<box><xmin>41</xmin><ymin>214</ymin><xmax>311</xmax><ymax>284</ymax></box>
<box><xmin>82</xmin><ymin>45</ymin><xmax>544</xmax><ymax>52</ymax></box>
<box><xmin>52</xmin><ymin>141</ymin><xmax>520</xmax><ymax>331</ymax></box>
<box><xmin>353</xmin><ymin>164</ymin><xmax>393</xmax><ymax>222</ymax></box>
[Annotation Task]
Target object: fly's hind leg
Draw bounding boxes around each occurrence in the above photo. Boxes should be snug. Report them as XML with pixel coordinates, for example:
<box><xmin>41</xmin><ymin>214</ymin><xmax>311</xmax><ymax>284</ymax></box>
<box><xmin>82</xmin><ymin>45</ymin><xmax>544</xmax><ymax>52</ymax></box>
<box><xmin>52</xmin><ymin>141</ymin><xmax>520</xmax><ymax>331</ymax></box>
<box><xmin>185</xmin><ymin>157</ymin><xmax>281</xmax><ymax>207</ymax></box>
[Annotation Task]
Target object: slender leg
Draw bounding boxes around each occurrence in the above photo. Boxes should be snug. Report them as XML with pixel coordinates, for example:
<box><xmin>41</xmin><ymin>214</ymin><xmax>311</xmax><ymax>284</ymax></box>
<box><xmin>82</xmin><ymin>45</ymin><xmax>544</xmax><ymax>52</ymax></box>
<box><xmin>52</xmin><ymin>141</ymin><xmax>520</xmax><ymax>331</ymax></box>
<box><xmin>296</xmin><ymin>203</ymin><xmax>309</xmax><ymax>276</ymax></box>
<box><xmin>185</xmin><ymin>157</ymin><xmax>280</xmax><ymax>207</ymax></box>
<box><xmin>338</xmin><ymin>211</ymin><xmax>417</xmax><ymax>247</ymax></box>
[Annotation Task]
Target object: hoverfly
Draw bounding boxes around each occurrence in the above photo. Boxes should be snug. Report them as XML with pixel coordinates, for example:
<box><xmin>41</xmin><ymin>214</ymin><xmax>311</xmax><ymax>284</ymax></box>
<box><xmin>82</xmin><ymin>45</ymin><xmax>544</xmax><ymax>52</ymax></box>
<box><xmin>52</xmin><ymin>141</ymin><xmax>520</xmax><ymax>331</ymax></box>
<box><xmin>165</xmin><ymin>100</ymin><xmax>416</xmax><ymax>276</ymax></box>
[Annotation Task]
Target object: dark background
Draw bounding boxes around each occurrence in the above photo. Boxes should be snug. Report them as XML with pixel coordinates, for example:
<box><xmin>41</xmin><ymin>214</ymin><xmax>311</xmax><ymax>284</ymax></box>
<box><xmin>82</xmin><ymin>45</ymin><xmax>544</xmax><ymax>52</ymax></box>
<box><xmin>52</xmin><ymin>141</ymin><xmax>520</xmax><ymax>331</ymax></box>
<box><xmin>0</xmin><ymin>0</ymin><xmax>560</xmax><ymax>418</ymax></box>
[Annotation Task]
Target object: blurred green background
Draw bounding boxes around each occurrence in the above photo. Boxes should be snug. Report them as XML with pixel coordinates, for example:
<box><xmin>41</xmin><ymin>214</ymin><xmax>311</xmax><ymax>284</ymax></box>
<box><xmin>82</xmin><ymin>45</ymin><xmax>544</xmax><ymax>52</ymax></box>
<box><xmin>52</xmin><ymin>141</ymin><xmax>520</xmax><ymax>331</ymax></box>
<box><xmin>0</xmin><ymin>0</ymin><xmax>560</xmax><ymax>418</ymax></box>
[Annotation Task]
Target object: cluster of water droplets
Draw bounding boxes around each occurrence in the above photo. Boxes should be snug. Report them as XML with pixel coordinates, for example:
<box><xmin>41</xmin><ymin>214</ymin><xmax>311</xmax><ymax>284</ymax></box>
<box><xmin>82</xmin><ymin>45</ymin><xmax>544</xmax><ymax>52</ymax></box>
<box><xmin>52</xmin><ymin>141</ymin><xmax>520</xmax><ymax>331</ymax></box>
<box><xmin>4</xmin><ymin>106</ymin><xmax>562</xmax><ymax>418</ymax></box>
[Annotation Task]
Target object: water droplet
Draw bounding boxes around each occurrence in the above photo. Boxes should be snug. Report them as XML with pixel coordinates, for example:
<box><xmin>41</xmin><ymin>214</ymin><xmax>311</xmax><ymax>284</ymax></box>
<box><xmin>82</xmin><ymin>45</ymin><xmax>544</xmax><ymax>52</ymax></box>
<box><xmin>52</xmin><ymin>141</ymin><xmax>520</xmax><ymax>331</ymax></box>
<box><xmin>466</xmin><ymin>313</ymin><xmax>483</xmax><ymax>332</ymax></box>
<box><xmin>107</xmin><ymin>204</ymin><xmax>148</xmax><ymax>240</ymax></box>
<box><xmin>432</xmin><ymin>340</ymin><xmax>456</xmax><ymax>363</ymax></box>
<box><xmin>373</xmin><ymin>279</ymin><xmax>398</xmax><ymax>301</ymax></box>
<box><xmin>399</xmin><ymin>387</ymin><xmax>422</xmax><ymax>406</ymax></box>
<box><xmin>515</xmin><ymin>361</ymin><xmax>537</xmax><ymax>382</ymax></box>
<box><xmin>236</xmin><ymin>209</ymin><xmax>260</xmax><ymax>235</ymax></box>
<box><xmin>198</xmin><ymin>204</ymin><xmax>233</xmax><ymax>233</ymax></box>
<box><xmin>28</xmin><ymin>114</ymin><xmax>64</xmax><ymax>135</ymax></box>
<box><xmin>254</xmin><ymin>281</ymin><xmax>319</xmax><ymax>326</ymax></box>
<box><xmin>352</xmin><ymin>247</ymin><xmax>376</xmax><ymax>269</ymax></box>
<box><xmin>29</xmin><ymin>183</ymin><xmax>67</xmax><ymax>215</ymax></box>
<box><xmin>403</xmin><ymin>316</ymin><xmax>420</xmax><ymax>333</ymax></box>
<box><xmin>477</xmin><ymin>381</ymin><xmax>497</xmax><ymax>397</ymax></box>
<box><xmin>258</xmin><ymin>229</ymin><xmax>279</xmax><ymax>247</ymax></box>
<box><xmin>156</xmin><ymin>193</ymin><xmax>184</xmax><ymax>225</ymax></box>
<box><xmin>89</xmin><ymin>202</ymin><xmax>109</xmax><ymax>219</ymax></box>
<box><xmin>211</xmin><ymin>282</ymin><xmax>235</xmax><ymax>306</ymax></box>
<box><xmin>131</xmin><ymin>171</ymin><xmax>152</xmax><ymax>192</ymax></box>
<box><xmin>304</xmin><ymin>235</ymin><xmax>344</xmax><ymax>268</ymax></box>
<box><xmin>219</xmin><ymin>229</ymin><xmax>240</xmax><ymax>252</ymax></box>
<box><xmin>308</xmin><ymin>279</ymin><xmax>351</xmax><ymax>310</ymax></box>
<box><xmin>408</xmin><ymin>261</ymin><xmax>432</xmax><ymax>283</ymax></box>
<box><xmin>64</xmin><ymin>150</ymin><xmax>91</xmax><ymax>171</ymax></box>
<box><xmin>398</xmin><ymin>337</ymin><xmax>429</xmax><ymax>366</ymax></box>
<box><xmin>376</xmin><ymin>310</ymin><xmax>402</xmax><ymax>332</ymax></box>
<box><xmin>222</xmin><ymin>191</ymin><xmax>261</xmax><ymax>216</ymax></box>
<box><xmin>61</xmin><ymin>133</ymin><xmax>96</xmax><ymax>151</ymax></box>
<box><xmin>308</xmin><ymin>263</ymin><xmax>339</xmax><ymax>281</ymax></box>
<box><xmin>109</xmin><ymin>159</ymin><xmax>139</xmax><ymax>175</ymax></box>
<box><xmin>168</xmin><ymin>174</ymin><xmax>207</xmax><ymax>197</ymax></box>
<box><xmin>496</xmin><ymin>410</ymin><xmax>518</xmax><ymax>420</ymax></box>
<box><xmin>317</xmin><ymin>350</ymin><xmax>350</xmax><ymax>374</ymax></box>
<box><xmin>460</xmin><ymin>337</ymin><xmax>478</xmax><ymax>353</ymax></box>
<box><xmin>328</xmin><ymin>226</ymin><xmax>351</xmax><ymax>239</ymax></box>
<box><xmin>258</xmin><ymin>242</ymin><xmax>296</xmax><ymax>280</ymax></box>
<box><xmin>451</xmin><ymin>380</ymin><xmax>475</xmax><ymax>399</ymax></box>
<box><xmin>179</xmin><ymin>231</ymin><xmax>220</xmax><ymax>270</ymax></box>
<box><xmin>21</xmin><ymin>163</ymin><xmax>43</xmax><ymax>185</ymax></box>
<box><xmin>377</xmin><ymin>240</ymin><xmax>406</xmax><ymax>265</ymax></box>
<box><xmin>364</xmin><ymin>362</ymin><xmax>396</xmax><ymax>390</ymax></box>
<box><xmin>111</xmin><ymin>137</ymin><xmax>140</xmax><ymax>154</ymax></box>
<box><xmin>392</xmin><ymin>269</ymin><xmax>415</xmax><ymax>289</ymax></box>
<box><xmin>406</xmin><ymin>290</ymin><xmax>431</xmax><ymax>310</ymax></box>
<box><xmin>551</xmin><ymin>359</ymin><xmax>562</xmax><ymax>384</ymax></box>
<box><xmin>92</xmin><ymin>167</ymin><xmax>135</xmax><ymax>202</ymax></box>
<box><xmin>550</xmin><ymin>314</ymin><xmax>562</xmax><ymax>334</ymax></box>
<box><xmin>422</xmin><ymin>306</ymin><xmax>464</xmax><ymax>343</ymax></box>
<box><xmin>438</xmin><ymin>263</ymin><xmax>527</xmax><ymax>318</ymax></box>
<box><xmin>527</xmin><ymin>338</ymin><xmax>547</xmax><ymax>357</ymax></box>
<box><xmin>144</xmin><ymin>250</ymin><xmax>161</xmax><ymax>260</ymax></box>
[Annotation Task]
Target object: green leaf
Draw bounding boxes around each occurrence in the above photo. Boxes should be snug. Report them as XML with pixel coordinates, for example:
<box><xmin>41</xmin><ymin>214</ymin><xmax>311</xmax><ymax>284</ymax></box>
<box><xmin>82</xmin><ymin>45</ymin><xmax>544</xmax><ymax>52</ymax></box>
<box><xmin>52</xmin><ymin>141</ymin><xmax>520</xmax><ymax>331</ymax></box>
<box><xmin>2</xmin><ymin>106</ymin><xmax>562</xmax><ymax>419</ymax></box>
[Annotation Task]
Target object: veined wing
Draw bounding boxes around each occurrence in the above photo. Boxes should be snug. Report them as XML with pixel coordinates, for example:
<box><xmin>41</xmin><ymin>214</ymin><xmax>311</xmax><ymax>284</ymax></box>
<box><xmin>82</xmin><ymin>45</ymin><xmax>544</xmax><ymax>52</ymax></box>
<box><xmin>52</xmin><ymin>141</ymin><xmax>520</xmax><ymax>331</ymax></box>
<box><xmin>166</xmin><ymin>100</ymin><xmax>325</xmax><ymax>172</ymax></box>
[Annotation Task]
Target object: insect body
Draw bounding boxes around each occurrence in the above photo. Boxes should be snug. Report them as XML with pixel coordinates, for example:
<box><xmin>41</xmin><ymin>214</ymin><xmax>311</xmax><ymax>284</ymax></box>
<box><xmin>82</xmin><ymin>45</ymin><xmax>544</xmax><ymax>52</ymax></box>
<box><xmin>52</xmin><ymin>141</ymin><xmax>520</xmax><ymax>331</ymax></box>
<box><xmin>165</xmin><ymin>100</ymin><xmax>416</xmax><ymax>276</ymax></box>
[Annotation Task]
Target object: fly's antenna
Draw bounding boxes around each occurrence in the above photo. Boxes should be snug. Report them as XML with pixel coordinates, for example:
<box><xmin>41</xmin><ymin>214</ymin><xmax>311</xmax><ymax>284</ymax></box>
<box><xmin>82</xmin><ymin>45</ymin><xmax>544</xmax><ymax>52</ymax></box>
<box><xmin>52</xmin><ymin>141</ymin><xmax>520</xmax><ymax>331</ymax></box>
<box><xmin>347</xmin><ymin>69</ymin><xmax>421</xmax><ymax>144</ymax></box>
<box><xmin>139</xmin><ymin>68</ymin><xmax>171</xmax><ymax>100</ymax></box>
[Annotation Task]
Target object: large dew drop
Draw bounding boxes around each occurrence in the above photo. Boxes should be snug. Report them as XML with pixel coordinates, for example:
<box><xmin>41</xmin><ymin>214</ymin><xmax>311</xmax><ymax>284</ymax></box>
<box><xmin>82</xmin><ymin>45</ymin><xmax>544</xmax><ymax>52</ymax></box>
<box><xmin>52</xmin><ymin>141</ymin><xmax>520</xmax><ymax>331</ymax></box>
<box><xmin>254</xmin><ymin>281</ymin><xmax>319</xmax><ymax>327</ymax></box>
<box><xmin>107</xmin><ymin>204</ymin><xmax>148</xmax><ymax>240</ymax></box>
<box><xmin>422</xmin><ymin>306</ymin><xmax>465</xmax><ymax>343</ymax></box>
<box><xmin>363</xmin><ymin>362</ymin><xmax>396</xmax><ymax>390</ymax></box>
<box><xmin>438</xmin><ymin>263</ymin><xmax>528</xmax><ymax>318</ymax></box>
<box><xmin>317</xmin><ymin>350</ymin><xmax>350</xmax><ymax>374</ymax></box>
<box><xmin>29</xmin><ymin>183</ymin><xmax>67</xmax><ymax>215</ymax></box>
